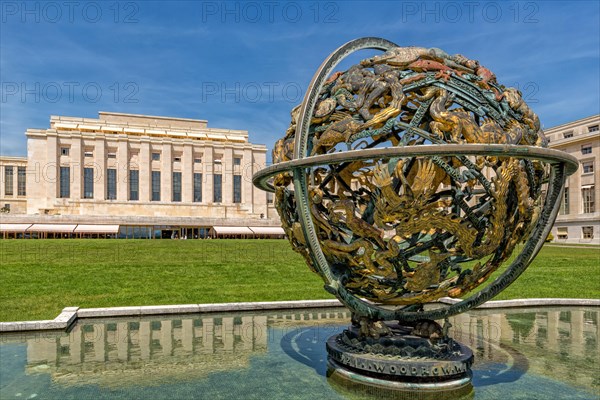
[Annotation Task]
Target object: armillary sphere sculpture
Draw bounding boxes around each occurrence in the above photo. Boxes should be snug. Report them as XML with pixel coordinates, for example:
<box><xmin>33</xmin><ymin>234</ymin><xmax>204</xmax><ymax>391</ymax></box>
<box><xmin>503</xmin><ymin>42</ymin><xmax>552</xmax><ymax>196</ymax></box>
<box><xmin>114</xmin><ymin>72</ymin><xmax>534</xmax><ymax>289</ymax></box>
<box><xmin>253</xmin><ymin>37</ymin><xmax>577</xmax><ymax>396</ymax></box>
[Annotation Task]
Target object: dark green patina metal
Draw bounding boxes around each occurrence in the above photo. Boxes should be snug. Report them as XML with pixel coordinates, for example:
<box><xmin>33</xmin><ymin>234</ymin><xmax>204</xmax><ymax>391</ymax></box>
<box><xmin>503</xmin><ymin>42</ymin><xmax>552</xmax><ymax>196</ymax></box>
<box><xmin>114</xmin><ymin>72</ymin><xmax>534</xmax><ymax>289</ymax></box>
<box><xmin>253</xmin><ymin>37</ymin><xmax>577</xmax><ymax>392</ymax></box>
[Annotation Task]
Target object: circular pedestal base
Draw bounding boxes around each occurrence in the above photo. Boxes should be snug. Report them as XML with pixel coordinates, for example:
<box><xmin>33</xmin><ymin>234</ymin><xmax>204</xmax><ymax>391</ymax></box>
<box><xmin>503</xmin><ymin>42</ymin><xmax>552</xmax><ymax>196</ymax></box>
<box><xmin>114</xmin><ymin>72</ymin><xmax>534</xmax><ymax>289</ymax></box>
<box><xmin>326</xmin><ymin>324</ymin><xmax>474</xmax><ymax>399</ymax></box>
<box><xmin>327</xmin><ymin>359</ymin><xmax>474</xmax><ymax>400</ymax></box>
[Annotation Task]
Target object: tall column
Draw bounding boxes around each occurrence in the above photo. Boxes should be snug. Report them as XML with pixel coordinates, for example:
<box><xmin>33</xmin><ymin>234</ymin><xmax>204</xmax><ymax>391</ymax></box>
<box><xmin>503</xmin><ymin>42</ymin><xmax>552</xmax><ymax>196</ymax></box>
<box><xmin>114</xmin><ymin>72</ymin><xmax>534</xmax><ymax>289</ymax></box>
<box><xmin>202</xmin><ymin>317</ymin><xmax>214</xmax><ymax>353</ymax></box>
<box><xmin>161</xmin><ymin>320</ymin><xmax>173</xmax><ymax>357</ymax></box>
<box><xmin>139</xmin><ymin>321</ymin><xmax>151</xmax><ymax>360</ymax></box>
<box><xmin>12</xmin><ymin>164</ymin><xmax>19</xmax><ymax>198</ymax></box>
<box><xmin>117</xmin><ymin>322</ymin><xmax>129</xmax><ymax>361</ymax></box>
<box><xmin>46</xmin><ymin>134</ymin><xmax>58</xmax><ymax>202</ymax></box>
<box><xmin>243</xmin><ymin>148</ymin><xmax>254</xmax><ymax>211</ymax></box>
<box><xmin>571</xmin><ymin>310</ymin><xmax>585</xmax><ymax>356</ymax></box>
<box><xmin>161</xmin><ymin>142</ymin><xmax>172</xmax><ymax>202</ymax></box>
<box><xmin>117</xmin><ymin>138</ymin><xmax>129</xmax><ymax>201</ymax></box>
<box><xmin>71</xmin><ymin>137</ymin><xmax>82</xmax><ymax>199</ymax></box>
<box><xmin>241</xmin><ymin>317</ymin><xmax>253</xmax><ymax>351</ymax></box>
<box><xmin>547</xmin><ymin>311</ymin><xmax>559</xmax><ymax>348</ymax></box>
<box><xmin>223</xmin><ymin>147</ymin><xmax>233</xmax><ymax>204</ymax></box>
<box><xmin>0</xmin><ymin>165</ymin><xmax>5</xmax><ymax>198</ymax></box>
<box><xmin>204</xmin><ymin>146</ymin><xmax>214</xmax><ymax>203</ymax></box>
<box><xmin>223</xmin><ymin>317</ymin><xmax>234</xmax><ymax>351</ymax></box>
<box><xmin>253</xmin><ymin>316</ymin><xmax>268</xmax><ymax>351</ymax></box>
<box><xmin>253</xmin><ymin>149</ymin><xmax>267</xmax><ymax>216</ymax></box>
<box><xmin>70</xmin><ymin>324</ymin><xmax>83</xmax><ymax>364</ymax></box>
<box><xmin>182</xmin><ymin>319</ymin><xmax>194</xmax><ymax>354</ymax></box>
<box><xmin>182</xmin><ymin>143</ymin><xmax>193</xmax><ymax>203</ymax></box>
<box><xmin>94</xmin><ymin>138</ymin><xmax>106</xmax><ymax>201</ymax></box>
<box><xmin>140</xmin><ymin>140</ymin><xmax>151</xmax><ymax>202</ymax></box>
<box><xmin>94</xmin><ymin>323</ymin><xmax>106</xmax><ymax>362</ymax></box>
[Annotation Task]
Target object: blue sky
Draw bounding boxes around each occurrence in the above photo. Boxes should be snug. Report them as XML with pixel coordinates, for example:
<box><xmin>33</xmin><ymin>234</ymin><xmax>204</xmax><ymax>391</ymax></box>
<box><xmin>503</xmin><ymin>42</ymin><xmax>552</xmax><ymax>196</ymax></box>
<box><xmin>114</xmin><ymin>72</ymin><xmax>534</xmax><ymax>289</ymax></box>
<box><xmin>1</xmin><ymin>1</ymin><xmax>599</xmax><ymax>160</ymax></box>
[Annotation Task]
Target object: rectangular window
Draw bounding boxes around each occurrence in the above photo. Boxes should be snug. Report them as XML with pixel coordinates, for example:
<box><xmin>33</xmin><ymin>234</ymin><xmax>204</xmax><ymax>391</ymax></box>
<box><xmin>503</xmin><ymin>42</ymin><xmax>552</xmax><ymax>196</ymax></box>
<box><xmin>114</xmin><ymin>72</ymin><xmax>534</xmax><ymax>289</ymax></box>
<box><xmin>173</xmin><ymin>157</ymin><xmax>181</xmax><ymax>162</ymax></box>
<box><xmin>233</xmin><ymin>157</ymin><xmax>241</xmax><ymax>166</ymax></box>
<box><xmin>589</xmin><ymin>125</ymin><xmax>599</xmax><ymax>133</ymax></box>
<box><xmin>563</xmin><ymin>131</ymin><xmax>573</xmax><ymax>139</ymax></box>
<box><xmin>582</xmin><ymin>161</ymin><xmax>594</xmax><ymax>174</ymax></box>
<box><xmin>582</xmin><ymin>186</ymin><xmax>595</xmax><ymax>213</ymax></box>
<box><xmin>152</xmin><ymin>171</ymin><xmax>161</xmax><ymax>201</ymax></box>
<box><xmin>213</xmin><ymin>174</ymin><xmax>222</xmax><ymax>203</ymax></box>
<box><xmin>17</xmin><ymin>166</ymin><xmax>26</xmax><ymax>196</ymax></box>
<box><xmin>60</xmin><ymin>147</ymin><xmax>70</xmax><ymax>156</ymax></box>
<box><xmin>59</xmin><ymin>166</ymin><xmax>70</xmax><ymax>198</ymax></box>
<box><xmin>194</xmin><ymin>158</ymin><xmax>202</xmax><ymax>164</ymax></box>
<box><xmin>233</xmin><ymin>175</ymin><xmax>242</xmax><ymax>203</ymax></box>
<box><xmin>83</xmin><ymin>168</ymin><xmax>94</xmax><ymax>199</ymax></box>
<box><xmin>582</xmin><ymin>145</ymin><xmax>592</xmax><ymax>155</ymax></box>
<box><xmin>106</xmin><ymin>169</ymin><xmax>117</xmax><ymax>200</ymax></box>
<box><xmin>557</xmin><ymin>227</ymin><xmax>568</xmax><ymax>240</ymax></box>
<box><xmin>560</xmin><ymin>189</ymin><xmax>569</xmax><ymax>215</ymax></box>
<box><xmin>4</xmin><ymin>166</ymin><xmax>13</xmax><ymax>196</ymax></box>
<box><xmin>84</xmin><ymin>151</ymin><xmax>93</xmax><ymax>157</ymax></box>
<box><xmin>172</xmin><ymin>172</ymin><xmax>182</xmax><ymax>202</ymax></box>
<box><xmin>193</xmin><ymin>173</ymin><xmax>202</xmax><ymax>202</ymax></box>
<box><xmin>582</xmin><ymin>226</ymin><xmax>594</xmax><ymax>239</ymax></box>
<box><xmin>152</xmin><ymin>152</ymin><xmax>160</xmax><ymax>161</ymax></box>
<box><xmin>129</xmin><ymin>170</ymin><xmax>139</xmax><ymax>201</ymax></box>
<box><xmin>107</xmin><ymin>153</ymin><xmax>117</xmax><ymax>159</ymax></box>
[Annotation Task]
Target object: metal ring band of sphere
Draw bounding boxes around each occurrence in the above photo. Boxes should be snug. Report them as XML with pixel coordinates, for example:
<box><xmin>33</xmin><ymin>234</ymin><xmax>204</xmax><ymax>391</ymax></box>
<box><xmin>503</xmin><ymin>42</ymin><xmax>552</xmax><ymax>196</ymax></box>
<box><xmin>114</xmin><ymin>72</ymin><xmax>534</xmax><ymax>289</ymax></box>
<box><xmin>254</xmin><ymin>146</ymin><xmax>576</xmax><ymax>322</ymax></box>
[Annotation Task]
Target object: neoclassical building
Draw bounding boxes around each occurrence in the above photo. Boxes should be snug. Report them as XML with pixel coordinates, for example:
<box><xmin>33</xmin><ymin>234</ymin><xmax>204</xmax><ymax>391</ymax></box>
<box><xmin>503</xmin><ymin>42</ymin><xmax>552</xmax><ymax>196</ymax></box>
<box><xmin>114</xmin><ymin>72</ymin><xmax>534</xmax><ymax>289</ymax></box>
<box><xmin>2</xmin><ymin>112</ymin><xmax>598</xmax><ymax>241</ymax></box>
<box><xmin>545</xmin><ymin>114</ymin><xmax>599</xmax><ymax>244</ymax></box>
<box><xmin>0</xmin><ymin>112</ymin><xmax>280</xmax><ymax>238</ymax></box>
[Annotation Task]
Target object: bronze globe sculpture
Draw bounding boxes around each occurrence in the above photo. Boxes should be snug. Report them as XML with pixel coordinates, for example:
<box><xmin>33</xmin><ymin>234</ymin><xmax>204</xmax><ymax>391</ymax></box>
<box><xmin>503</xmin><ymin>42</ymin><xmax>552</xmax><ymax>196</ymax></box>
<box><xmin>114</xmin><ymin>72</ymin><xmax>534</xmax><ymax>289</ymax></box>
<box><xmin>253</xmin><ymin>37</ymin><xmax>577</xmax><ymax>396</ymax></box>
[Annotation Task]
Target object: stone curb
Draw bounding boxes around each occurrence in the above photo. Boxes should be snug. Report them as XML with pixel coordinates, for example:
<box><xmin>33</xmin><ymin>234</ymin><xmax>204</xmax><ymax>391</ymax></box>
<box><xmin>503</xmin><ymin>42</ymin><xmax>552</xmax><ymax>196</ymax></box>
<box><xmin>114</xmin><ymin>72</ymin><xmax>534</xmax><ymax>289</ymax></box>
<box><xmin>437</xmin><ymin>297</ymin><xmax>600</xmax><ymax>308</ymax></box>
<box><xmin>0</xmin><ymin>306</ymin><xmax>79</xmax><ymax>333</ymax></box>
<box><xmin>1</xmin><ymin>298</ymin><xmax>598</xmax><ymax>333</ymax></box>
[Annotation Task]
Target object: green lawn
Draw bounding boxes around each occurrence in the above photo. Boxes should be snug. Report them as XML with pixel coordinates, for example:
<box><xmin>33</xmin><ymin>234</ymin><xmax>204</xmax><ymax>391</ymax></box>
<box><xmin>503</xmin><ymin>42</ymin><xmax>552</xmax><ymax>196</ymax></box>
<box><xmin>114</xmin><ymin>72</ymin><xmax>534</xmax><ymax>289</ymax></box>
<box><xmin>0</xmin><ymin>239</ymin><xmax>598</xmax><ymax>322</ymax></box>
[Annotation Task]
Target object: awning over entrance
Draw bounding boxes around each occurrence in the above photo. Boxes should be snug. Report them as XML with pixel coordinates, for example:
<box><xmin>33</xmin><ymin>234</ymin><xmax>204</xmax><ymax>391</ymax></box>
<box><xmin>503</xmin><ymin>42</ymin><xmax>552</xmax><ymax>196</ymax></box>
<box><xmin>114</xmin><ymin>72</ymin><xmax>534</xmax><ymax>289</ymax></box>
<box><xmin>28</xmin><ymin>224</ymin><xmax>77</xmax><ymax>233</ymax></box>
<box><xmin>248</xmin><ymin>227</ymin><xmax>285</xmax><ymax>235</ymax></box>
<box><xmin>0</xmin><ymin>223</ymin><xmax>32</xmax><ymax>232</ymax></box>
<box><xmin>212</xmin><ymin>226</ymin><xmax>253</xmax><ymax>235</ymax></box>
<box><xmin>74</xmin><ymin>225</ymin><xmax>120</xmax><ymax>233</ymax></box>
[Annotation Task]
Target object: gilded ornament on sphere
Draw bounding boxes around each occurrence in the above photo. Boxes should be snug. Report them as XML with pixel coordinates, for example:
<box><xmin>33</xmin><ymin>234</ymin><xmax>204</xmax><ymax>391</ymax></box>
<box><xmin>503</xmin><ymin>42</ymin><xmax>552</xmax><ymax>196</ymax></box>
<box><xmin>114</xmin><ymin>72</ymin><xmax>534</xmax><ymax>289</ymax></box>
<box><xmin>254</xmin><ymin>38</ymin><xmax>577</xmax><ymax>324</ymax></box>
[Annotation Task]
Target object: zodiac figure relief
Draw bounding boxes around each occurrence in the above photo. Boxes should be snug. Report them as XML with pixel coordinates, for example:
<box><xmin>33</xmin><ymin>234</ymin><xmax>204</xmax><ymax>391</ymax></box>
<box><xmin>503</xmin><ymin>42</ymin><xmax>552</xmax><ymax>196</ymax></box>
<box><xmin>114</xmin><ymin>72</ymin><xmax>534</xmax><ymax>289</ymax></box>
<box><xmin>271</xmin><ymin>45</ymin><xmax>549</xmax><ymax>305</ymax></box>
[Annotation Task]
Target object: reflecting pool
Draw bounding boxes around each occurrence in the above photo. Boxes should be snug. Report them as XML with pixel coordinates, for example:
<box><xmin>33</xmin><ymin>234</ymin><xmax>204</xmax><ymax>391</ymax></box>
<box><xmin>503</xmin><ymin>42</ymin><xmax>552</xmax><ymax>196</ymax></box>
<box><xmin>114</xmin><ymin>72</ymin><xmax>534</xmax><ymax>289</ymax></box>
<box><xmin>0</xmin><ymin>306</ymin><xmax>598</xmax><ymax>399</ymax></box>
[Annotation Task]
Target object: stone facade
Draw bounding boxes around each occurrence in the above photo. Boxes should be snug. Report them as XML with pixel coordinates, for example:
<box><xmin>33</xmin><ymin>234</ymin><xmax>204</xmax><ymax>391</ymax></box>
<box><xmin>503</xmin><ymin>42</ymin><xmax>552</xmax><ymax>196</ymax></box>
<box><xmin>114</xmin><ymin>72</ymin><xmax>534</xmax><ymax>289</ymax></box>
<box><xmin>1</xmin><ymin>112</ymin><xmax>278</xmax><ymax>226</ymax></box>
<box><xmin>545</xmin><ymin>114</ymin><xmax>599</xmax><ymax>244</ymax></box>
<box><xmin>0</xmin><ymin>156</ymin><xmax>28</xmax><ymax>214</ymax></box>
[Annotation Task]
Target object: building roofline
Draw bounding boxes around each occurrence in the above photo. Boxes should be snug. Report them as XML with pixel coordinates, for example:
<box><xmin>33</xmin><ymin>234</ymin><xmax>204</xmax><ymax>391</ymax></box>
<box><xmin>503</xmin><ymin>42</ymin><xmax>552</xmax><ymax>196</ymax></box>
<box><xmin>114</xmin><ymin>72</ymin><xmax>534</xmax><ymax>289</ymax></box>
<box><xmin>97</xmin><ymin>111</ymin><xmax>208</xmax><ymax>123</ymax></box>
<box><xmin>544</xmin><ymin>114</ymin><xmax>599</xmax><ymax>132</ymax></box>
<box><xmin>0</xmin><ymin>155</ymin><xmax>27</xmax><ymax>161</ymax></box>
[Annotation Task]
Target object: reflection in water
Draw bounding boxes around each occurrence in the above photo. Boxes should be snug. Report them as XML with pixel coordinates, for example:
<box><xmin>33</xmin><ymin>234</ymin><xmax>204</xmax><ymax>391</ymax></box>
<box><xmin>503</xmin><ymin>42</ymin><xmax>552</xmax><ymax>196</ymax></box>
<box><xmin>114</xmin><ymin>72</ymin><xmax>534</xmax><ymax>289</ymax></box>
<box><xmin>449</xmin><ymin>307</ymin><xmax>599</xmax><ymax>392</ymax></box>
<box><xmin>19</xmin><ymin>310</ymin><xmax>351</xmax><ymax>388</ymax></box>
<box><xmin>0</xmin><ymin>307</ymin><xmax>598</xmax><ymax>399</ymax></box>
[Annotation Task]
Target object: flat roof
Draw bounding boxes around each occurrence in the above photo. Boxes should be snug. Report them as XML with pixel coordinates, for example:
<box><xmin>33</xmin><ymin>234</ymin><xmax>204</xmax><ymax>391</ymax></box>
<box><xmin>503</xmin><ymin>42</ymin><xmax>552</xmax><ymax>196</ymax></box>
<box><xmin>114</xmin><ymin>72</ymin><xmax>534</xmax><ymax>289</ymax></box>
<box><xmin>98</xmin><ymin>111</ymin><xmax>208</xmax><ymax>123</ymax></box>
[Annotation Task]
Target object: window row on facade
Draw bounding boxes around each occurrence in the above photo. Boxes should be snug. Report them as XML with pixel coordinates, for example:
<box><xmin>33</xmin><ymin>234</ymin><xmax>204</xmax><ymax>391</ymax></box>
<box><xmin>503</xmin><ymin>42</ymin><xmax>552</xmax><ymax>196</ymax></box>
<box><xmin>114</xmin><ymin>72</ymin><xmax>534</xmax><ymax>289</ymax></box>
<box><xmin>559</xmin><ymin>186</ymin><xmax>596</xmax><ymax>215</ymax></box>
<box><xmin>556</xmin><ymin>226</ymin><xmax>595</xmax><ymax>240</ymax></box>
<box><xmin>559</xmin><ymin>124</ymin><xmax>599</xmax><ymax>139</ymax></box>
<box><xmin>60</xmin><ymin>146</ymin><xmax>243</xmax><ymax>167</ymax></box>
<box><xmin>61</xmin><ymin>167</ymin><xmax>242</xmax><ymax>203</ymax></box>
<box><xmin>2</xmin><ymin>166</ymin><xmax>27</xmax><ymax>197</ymax></box>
